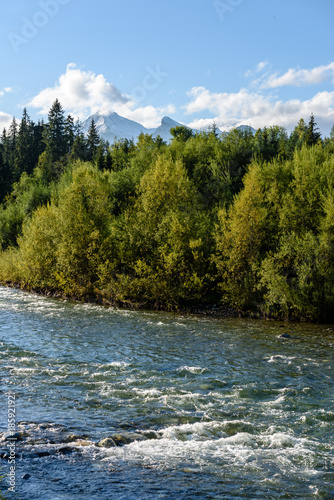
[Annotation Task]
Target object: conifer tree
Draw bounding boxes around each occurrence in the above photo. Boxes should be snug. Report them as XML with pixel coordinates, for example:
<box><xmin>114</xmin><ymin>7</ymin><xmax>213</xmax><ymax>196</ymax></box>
<box><xmin>44</xmin><ymin>99</ymin><xmax>66</xmax><ymax>162</ymax></box>
<box><xmin>0</xmin><ymin>144</ymin><xmax>8</xmax><ymax>201</ymax></box>
<box><xmin>288</xmin><ymin>118</ymin><xmax>308</xmax><ymax>154</ymax></box>
<box><xmin>105</xmin><ymin>149</ymin><xmax>113</xmax><ymax>170</ymax></box>
<box><xmin>15</xmin><ymin>108</ymin><xmax>34</xmax><ymax>179</ymax></box>
<box><xmin>64</xmin><ymin>115</ymin><xmax>75</xmax><ymax>154</ymax></box>
<box><xmin>87</xmin><ymin>118</ymin><xmax>100</xmax><ymax>162</ymax></box>
<box><xmin>306</xmin><ymin>113</ymin><xmax>321</xmax><ymax>146</ymax></box>
<box><xmin>70</xmin><ymin>133</ymin><xmax>88</xmax><ymax>162</ymax></box>
<box><xmin>6</xmin><ymin>118</ymin><xmax>19</xmax><ymax>182</ymax></box>
<box><xmin>32</xmin><ymin>119</ymin><xmax>46</xmax><ymax>165</ymax></box>
<box><xmin>330</xmin><ymin>124</ymin><xmax>334</xmax><ymax>141</ymax></box>
<box><xmin>96</xmin><ymin>144</ymin><xmax>106</xmax><ymax>170</ymax></box>
<box><xmin>0</xmin><ymin>129</ymin><xmax>11</xmax><ymax>193</ymax></box>
<box><xmin>170</xmin><ymin>125</ymin><xmax>194</xmax><ymax>142</ymax></box>
<box><xmin>209</xmin><ymin>122</ymin><xmax>219</xmax><ymax>138</ymax></box>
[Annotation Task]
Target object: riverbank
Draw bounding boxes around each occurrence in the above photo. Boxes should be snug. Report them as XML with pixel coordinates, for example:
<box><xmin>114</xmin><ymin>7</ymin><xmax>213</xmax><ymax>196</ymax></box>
<box><xmin>0</xmin><ymin>280</ymin><xmax>241</xmax><ymax>318</ymax></box>
<box><xmin>0</xmin><ymin>280</ymin><xmax>321</xmax><ymax>323</ymax></box>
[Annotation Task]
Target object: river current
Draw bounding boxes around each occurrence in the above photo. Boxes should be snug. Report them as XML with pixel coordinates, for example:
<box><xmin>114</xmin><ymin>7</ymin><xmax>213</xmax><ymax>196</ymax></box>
<box><xmin>0</xmin><ymin>285</ymin><xmax>333</xmax><ymax>499</ymax></box>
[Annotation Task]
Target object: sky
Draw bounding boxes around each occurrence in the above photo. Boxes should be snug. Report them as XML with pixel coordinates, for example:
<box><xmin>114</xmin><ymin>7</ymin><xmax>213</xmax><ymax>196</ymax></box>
<box><xmin>1</xmin><ymin>0</ymin><xmax>334</xmax><ymax>136</ymax></box>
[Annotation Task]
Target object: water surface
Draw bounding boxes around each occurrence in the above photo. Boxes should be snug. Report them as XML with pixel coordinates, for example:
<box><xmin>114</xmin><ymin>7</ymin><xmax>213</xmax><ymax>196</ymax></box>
<box><xmin>0</xmin><ymin>286</ymin><xmax>333</xmax><ymax>499</ymax></box>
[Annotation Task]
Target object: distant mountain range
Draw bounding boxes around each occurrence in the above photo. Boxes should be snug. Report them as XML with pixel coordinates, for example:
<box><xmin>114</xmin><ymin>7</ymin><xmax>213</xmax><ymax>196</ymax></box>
<box><xmin>82</xmin><ymin>112</ymin><xmax>255</xmax><ymax>143</ymax></box>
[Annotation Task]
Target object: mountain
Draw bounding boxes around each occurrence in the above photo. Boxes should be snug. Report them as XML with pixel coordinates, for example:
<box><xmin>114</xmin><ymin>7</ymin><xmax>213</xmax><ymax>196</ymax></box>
<box><xmin>151</xmin><ymin>116</ymin><xmax>184</xmax><ymax>140</ymax></box>
<box><xmin>82</xmin><ymin>112</ymin><xmax>189</xmax><ymax>143</ymax></box>
<box><xmin>235</xmin><ymin>125</ymin><xmax>256</xmax><ymax>134</ymax></box>
<box><xmin>82</xmin><ymin>112</ymin><xmax>254</xmax><ymax>143</ymax></box>
<box><xmin>82</xmin><ymin>112</ymin><xmax>148</xmax><ymax>143</ymax></box>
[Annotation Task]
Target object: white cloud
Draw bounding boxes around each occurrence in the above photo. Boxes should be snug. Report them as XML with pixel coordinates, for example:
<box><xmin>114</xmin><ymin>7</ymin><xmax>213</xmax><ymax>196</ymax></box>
<box><xmin>124</xmin><ymin>104</ymin><xmax>176</xmax><ymax>129</ymax></box>
<box><xmin>23</xmin><ymin>62</ymin><xmax>334</xmax><ymax>135</ymax></box>
<box><xmin>245</xmin><ymin>60</ymin><xmax>270</xmax><ymax>79</ymax></box>
<box><xmin>256</xmin><ymin>61</ymin><xmax>269</xmax><ymax>72</ymax></box>
<box><xmin>0</xmin><ymin>111</ymin><xmax>13</xmax><ymax>130</ymax></box>
<box><xmin>27</xmin><ymin>63</ymin><xmax>174</xmax><ymax>128</ymax></box>
<box><xmin>0</xmin><ymin>87</ymin><xmax>13</xmax><ymax>97</ymax></box>
<box><xmin>28</xmin><ymin>63</ymin><xmax>130</xmax><ymax>116</ymax></box>
<box><xmin>185</xmin><ymin>86</ymin><xmax>334</xmax><ymax>134</ymax></box>
<box><xmin>262</xmin><ymin>62</ymin><xmax>334</xmax><ymax>88</ymax></box>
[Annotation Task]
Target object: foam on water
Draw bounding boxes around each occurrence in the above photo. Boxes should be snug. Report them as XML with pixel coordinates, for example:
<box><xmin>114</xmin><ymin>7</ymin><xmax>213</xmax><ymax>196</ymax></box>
<box><xmin>131</xmin><ymin>387</ymin><xmax>162</xmax><ymax>397</ymax></box>
<box><xmin>104</xmin><ymin>361</ymin><xmax>131</xmax><ymax>368</ymax></box>
<box><xmin>177</xmin><ymin>365</ymin><xmax>208</xmax><ymax>374</ymax></box>
<box><xmin>267</xmin><ymin>354</ymin><xmax>297</xmax><ymax>363</ymax></box>
<box><xmin>96</xmin><ymin>420</ymin><xmax>329</xmax><ymax>484</ymax></box>
<box><xmin>103</xmin><ymin>429</ymin><xmax>311</xmax><ymax>468</ymax></box>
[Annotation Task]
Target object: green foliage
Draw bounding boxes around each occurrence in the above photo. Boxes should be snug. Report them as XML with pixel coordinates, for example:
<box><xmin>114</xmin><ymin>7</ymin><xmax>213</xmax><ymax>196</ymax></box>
<box><xmin>0</xmin><ymin>162</ymin><xmax>115</xmax><ymax>297</ymax></box>
<box><xmin>44</xmin><ymin>99</ymin><xmax>67</xmax><ymax>163</ymax></box>
<box><xmin>70</xmin><ymin>132</ymin><xmax>88</xmax><ymax>162</ymax></box>
<box><xmin>259</xmin><ymin>232</ymin><xmax>328</xmax><ymax>320</ymax></box>
<box><xmin>170</xmin><ymin>125</ymin><xmax>194</xmax><ymax>142</ymax></box>
<box><xmin>254</xmin><ymin>125</ymin><xmax>288</xmax><ymax>162</ymax></box>
<box><xmin>109</xmin><ymin>138</ymin><xmax>136</xmax><ymax>171</ymax></box>
<box><xmin>277</xmin><ymin>144</ymin><xmax>329</xmax><ymax>234</ymax></box>
<box><xmin>115</xmin><ymin>155</ymin><xmax>213</xmax><ymax>308</ymax></box>
<box><xmin>214</xmin><ymin>145</ymin><xmax>334</xmax><ymax>320</ymax></box>
<box><xmin>0</xmin><ymin>172</ymin><xmax>51</xmax><ymax>250</ymax></box>
<box><xmin>0</xmin><ymin>145</ymin><xmax>8</xmax><ymax>201</ymax></box>
<box><xmin>54</xmin><ymin>163</ymin><xmax>114</xmax><ymax>296</ymax></box>
<box><xmin>305</xmin><ymin>113</ymin><xmax>322</xmax><ymax>146</ymax></box>
<box><xmin>86</xmin><ymin>118</ymin><xmax>100</xmax><ymax>162</ymax></box>
<box><xmin>14</xmin><ymin>203</ymin><xmax>59</xmax><ymax>287</ymax></box>
<box><xmin>1</xmin><ymin>108</ymin><xmax>334</xmax><ymax>320</ymax></box>
<box><xmin>214</xmin><ymin>163</ymin><xmax>268</xmax><ymax>309</ymax></box>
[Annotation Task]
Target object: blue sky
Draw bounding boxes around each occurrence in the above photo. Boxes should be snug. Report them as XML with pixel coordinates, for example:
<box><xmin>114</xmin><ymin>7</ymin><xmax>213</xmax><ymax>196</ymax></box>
<box><xmin>1</xmin><ymin>0</ymin><xmax>334</xmax><ymax>135</ymax></box>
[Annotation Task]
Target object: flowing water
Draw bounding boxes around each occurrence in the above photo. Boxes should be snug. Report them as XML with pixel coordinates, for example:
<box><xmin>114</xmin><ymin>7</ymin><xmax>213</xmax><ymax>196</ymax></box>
<box><xmin>0</xmin><ymin>285</ymin><xmax>333</xmax><ymax>499</ymax></box>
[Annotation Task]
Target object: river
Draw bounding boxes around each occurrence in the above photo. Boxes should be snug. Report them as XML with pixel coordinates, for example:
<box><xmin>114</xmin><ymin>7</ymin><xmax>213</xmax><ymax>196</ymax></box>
<box><xmin>0</xmin><ymin>285</ymin><xmax>333</xmax><ymax>499</ymax></box>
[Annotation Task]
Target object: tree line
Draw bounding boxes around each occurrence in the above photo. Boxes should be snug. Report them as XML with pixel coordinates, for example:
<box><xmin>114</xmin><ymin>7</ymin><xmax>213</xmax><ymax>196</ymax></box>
<box><xmin>0</xmin><ymin>99</ymin><xmax>334</xmax><ymax>321</ymax></box>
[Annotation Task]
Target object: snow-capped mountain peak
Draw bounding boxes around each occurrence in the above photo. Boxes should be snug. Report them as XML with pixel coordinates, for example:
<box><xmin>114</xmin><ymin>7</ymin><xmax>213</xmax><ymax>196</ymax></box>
<box><xmin>82</xmin><ymin>112</ymin><xmax>253</xmax><ymax>144</ymax></box>
<box><xmin>82</xmin><ymin>113</ymin><xmax>189</xmax><ymax>143</ymax></box>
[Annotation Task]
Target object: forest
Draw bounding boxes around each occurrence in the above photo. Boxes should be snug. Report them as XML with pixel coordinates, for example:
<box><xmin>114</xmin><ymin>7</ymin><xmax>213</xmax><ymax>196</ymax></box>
<box><xmin>1</xmin><ymin>98</ymin><xmax>334</xmax><ymax>322</ymax></box>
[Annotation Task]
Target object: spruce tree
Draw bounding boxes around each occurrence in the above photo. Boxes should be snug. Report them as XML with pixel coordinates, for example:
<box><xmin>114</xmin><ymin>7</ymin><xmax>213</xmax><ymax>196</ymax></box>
<box><xmin>288</xmin><ymin>118</ymin><xmax>308</xmax><ymax>154</ymax></box>
<box><xmin>64</xmin><ymin>115</ymin><xmax>75</xmax><ymax>154</ymax></box>
<box><xmin>0</xmin><ymin>144</ymin><xmax>8</xmax><ymax>201</ymax></box>
<box><xmin>330</xmin><ymin>124</ymin><xmax>334</xmax><ymax>141</ymax></box>
<box><xmin>306</xmin><ymin>113</ymin><xmax>321</xmax><ymax>146</ymax></box>
<box><xmin>87</xmin><ymin>118</ymin><xmax>100</xmax><ymax>162</ymax></box>
<box><xmin>44</xmin><ymin>99</ymin><xmax>66</xmax><ymax>162</ymax></box>
<box><xmin>70</xmin><ymin>133</ymin><xmax>88</xmax><ymax>162</ymax></box>
<box><xmin>170</xmin><ymin>125</ymin><xmax>194</xmax><ymax>142</ymax></box>
<box><xmin>105</xmin><ymin>148</ymin><xmax>113</xmax><ymax>170</ymax></box>
<box><xmin>32</xmin><ymin>120</ymin><xmax>46</xmax><ymax>165</ymax></box>
<box><xmin>96</xmin><ymin>144</ymin><xmax>106</xmax><ymax>170</ymax></box>
<box><xmin>7</xmin><ymin>118</ymin><xmax>18</xmax><ymax>182</ymax></box>
<box><xmin>15</xmin><ymin>108</ymin><xmax>34</xmax><ymax>179</ymax></box>
<box><xmin>0</xmin><ymin>128</ymin><xmax>11</xmax><ymax>192</ymax></box>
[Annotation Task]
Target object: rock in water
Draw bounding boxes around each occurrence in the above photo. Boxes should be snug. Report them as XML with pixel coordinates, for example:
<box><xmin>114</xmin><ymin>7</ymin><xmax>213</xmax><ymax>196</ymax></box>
<box><xmin>97</xmin><ymin>437</ymin><xmax>116</xmax><ymax>448</ymax></box>
<box><xmin>109</xmin><ymin>432</ymin><xmax>147</xmax><ymax>446</ymax></box>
